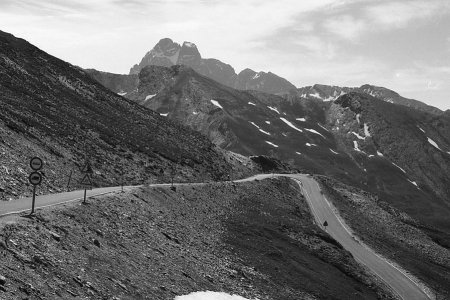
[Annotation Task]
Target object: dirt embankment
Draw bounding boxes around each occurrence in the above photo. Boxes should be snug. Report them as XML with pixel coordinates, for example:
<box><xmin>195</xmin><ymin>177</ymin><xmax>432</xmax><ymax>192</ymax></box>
<box><xmin>1</xmin><ymin>178</ymin><xmax>395</xmax><ymax>299</ymax></box>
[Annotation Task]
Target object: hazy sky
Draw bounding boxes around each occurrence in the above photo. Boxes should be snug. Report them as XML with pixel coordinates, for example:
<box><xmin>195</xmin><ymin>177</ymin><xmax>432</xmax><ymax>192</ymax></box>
<box><xmin>1</xmin><ymin>0</ymin><xmax>449</xmax><ymax>110</ymax></box>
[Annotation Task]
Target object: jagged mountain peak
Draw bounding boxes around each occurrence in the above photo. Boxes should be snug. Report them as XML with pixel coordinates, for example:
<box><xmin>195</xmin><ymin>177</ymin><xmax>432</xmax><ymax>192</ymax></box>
<box><xmin>182</xmin><ymin>41</ymin><xmax>197</xmax><ymax>48</ymax></box>
<box><xmin>129</xmin><ymin>38</ymin><xmax>297</xmax><ymax>95</ymax></box>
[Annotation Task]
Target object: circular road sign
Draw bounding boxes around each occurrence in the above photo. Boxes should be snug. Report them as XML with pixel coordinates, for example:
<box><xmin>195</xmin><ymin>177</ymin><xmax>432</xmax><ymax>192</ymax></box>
<box><xmin>29</xmin><ymin>172</ymin><xmax>42</xmax><ymax>186</ymax></box>
<box><xmin>30</xmin><ymin>157</ymin><xmax>43</xmax><ymax>171</ymax></box>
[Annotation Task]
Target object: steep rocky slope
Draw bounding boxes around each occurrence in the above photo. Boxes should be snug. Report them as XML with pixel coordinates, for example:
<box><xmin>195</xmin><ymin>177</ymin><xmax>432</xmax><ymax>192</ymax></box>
<box><xmin>113</xmin><ymin>65</ymin><xmax>450</xmax><ymax>248</ymax></box>
<box><xmin>0</xmin><ymin>30</ymin><xmax>234</xmax><ymax>201</ymax></box>
<box><xmin>129</xmin><ymin>38</ymin><xmax>296</xmax><ymax>95</ymax></box>
<box><xmin>327</xmin><ymin>93</ymin><xmax>450</xmax><ymax>238</ymax></box>
<box><xmin>0</xmin><ymin>178</ymin><xmax>396</xmax><ymax>299</ymax></box>
<box><xmin>318</xmin><ymin>176</ymin><xmax>450</xmax><ymax>299</ymax></box>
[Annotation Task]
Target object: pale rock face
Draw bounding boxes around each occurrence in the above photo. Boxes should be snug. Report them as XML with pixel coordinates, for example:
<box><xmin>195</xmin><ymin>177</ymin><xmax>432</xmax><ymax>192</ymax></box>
<box><xmin>178</xmin><ymin>41</ymin><xmax>202</xmax><ymax>66</ymax></box>
<box><xmin>130</xmin><ymin>38</ymin><xmax>181</xmax><ymax>74</ymax></box>
<box><xmin>130</xmin><ymin>38</ymin><xmax>296</xmax><ymax>95</ymax></box>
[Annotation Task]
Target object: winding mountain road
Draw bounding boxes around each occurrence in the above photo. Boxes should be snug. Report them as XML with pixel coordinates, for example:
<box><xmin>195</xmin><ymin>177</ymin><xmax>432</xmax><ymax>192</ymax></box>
<box><xmin>0</xmin><ymin>173</ymin><xmax>430</xmax><ymax>299</ymax></box>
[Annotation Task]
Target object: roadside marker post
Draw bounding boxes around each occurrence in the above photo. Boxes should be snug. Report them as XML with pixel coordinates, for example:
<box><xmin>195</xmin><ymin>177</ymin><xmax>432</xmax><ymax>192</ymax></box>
<box><xmin>28</xmin><ymin>157</ymin><xmax>43</xmax><ymax>215</ymax></box>
<box><xmin>79</xmin><ymin>159</ymin><xmax>93</xmax><ymax>203</ymax></box>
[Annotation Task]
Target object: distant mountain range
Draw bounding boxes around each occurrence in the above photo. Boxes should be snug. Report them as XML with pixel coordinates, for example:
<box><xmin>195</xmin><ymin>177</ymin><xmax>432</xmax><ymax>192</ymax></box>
<box><xmin>91</xmin><ymin>37</ymin><xmax>446</xmax><ymax>116</ymax></box>
<box><xmin>296</xmin><ymin>84</ymin><xmax>444</xmax><ymax>115</ymax></box>
<box><xmin>88</xmin><ymin>63</ymin><xmax>450</xmax><ymax>247</ymax></box>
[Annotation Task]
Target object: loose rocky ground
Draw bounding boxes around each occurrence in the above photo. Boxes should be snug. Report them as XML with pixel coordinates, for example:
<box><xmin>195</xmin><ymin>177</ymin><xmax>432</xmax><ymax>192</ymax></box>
<box><xmin>317</xmin><ymin>176</ymin><xmax>450</xmax><ymax>299</ymax></box>
<box><xmin>1</xmin><ymin>178</ymin><xmax>395</xmax><ymax>299</ymax></box>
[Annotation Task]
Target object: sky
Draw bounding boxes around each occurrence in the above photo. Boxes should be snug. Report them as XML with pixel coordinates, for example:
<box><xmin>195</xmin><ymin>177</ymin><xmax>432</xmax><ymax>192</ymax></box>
<box><xmin>1</xmin><ymin>0</ymin><xmax>449</xmax><ymax>110</ymax></box>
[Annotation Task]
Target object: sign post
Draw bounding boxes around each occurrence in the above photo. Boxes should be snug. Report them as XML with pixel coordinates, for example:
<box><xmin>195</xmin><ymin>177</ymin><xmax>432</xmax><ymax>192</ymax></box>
<box><xmin>79</xmin><ymin>160</ymin><xmax>93</xmax><ymax>203</ymax></box>
<box><xmin>29</xmin><ymin>157</ymin><xmax>43</xmax><ymax>215</ymax></box>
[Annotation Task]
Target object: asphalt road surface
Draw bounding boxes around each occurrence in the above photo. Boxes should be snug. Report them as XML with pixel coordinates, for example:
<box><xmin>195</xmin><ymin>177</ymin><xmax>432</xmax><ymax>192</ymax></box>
<box><xmin>291</xmin><ymin>174</ymin><xmax>429</xmax><ymax>300</ymax></box>
<box><xmin>0</xmin><ymin>174</ymin><xmax>430</xmax><ymax>299</ymax></box>
<box><xmin>0</xmin><ymin>186</ymin><xmax>136</xmax><ymax>217</ymax></box>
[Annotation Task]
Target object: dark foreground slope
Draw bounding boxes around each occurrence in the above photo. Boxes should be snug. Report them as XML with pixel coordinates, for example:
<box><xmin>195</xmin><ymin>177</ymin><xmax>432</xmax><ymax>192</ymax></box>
<box><xmin>0</xmin><ymin>178</ymin><xmax>395</xmax><ymax>299</ymax></box>
<box><xmin>0</xmin><ymin>30</ymin><xmax>232</xmax><ymax>200</ymax></box>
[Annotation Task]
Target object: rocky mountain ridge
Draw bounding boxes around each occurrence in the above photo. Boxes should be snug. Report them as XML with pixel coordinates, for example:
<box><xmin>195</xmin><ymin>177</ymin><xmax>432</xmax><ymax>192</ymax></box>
<box><xmin>123</xmin><ymin>64</ymin><xmax>450</xmax><ymax>248</ymax></box>
<box><xmin>0</xmin><ymin>30</ymin><xmax>236</xmax><ymax>200</ymax></box>
<box><xmin>129</xmin><ymin>38</ymin><xmax>297</xmax><ymax>95</ymax></box>
<box><xmin>296</xmin><ymin>83</ymin><xmax>443</xmax><ymax>115</ymax></box>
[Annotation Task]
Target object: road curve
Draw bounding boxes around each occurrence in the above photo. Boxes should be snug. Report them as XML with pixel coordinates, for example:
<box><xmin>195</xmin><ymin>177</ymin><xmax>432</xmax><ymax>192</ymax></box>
<box><xmin>0</xmin><ymin>174</ymin><xmax>430</xmax><ymax>299</ymax></box>
<box><xmin>290</xmin><ymin>174</ymin><xmax>430</xmax><ymax>300</ymax></box>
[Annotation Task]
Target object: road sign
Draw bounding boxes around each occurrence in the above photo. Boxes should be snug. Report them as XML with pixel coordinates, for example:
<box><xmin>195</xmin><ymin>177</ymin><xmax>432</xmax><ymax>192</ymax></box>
<box><xmin>80</xmin><ymin>161</ymin><xmax>93</xmax><ymax>174</ymax></box>
<box><xmin>30</xmin><ymin>157</ymin><xmax>43</xmax><ymax>171</ymax></box>
<box><xmin>79</xmin><ymin>174</ymin><xmax>93</xmax><ymax>188</ymax></box>
<box><xmin>29</xmin><ymin>172</ymin><xmax>42</xmax><ymax>185</ymax></box>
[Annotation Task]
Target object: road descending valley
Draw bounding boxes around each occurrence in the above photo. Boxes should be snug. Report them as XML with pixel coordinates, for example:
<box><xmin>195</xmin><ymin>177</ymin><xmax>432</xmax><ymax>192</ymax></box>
<box><xmin>0</xmin><ymin>174</ymin><xmax>430</xmax><ymax>299</ymax></box>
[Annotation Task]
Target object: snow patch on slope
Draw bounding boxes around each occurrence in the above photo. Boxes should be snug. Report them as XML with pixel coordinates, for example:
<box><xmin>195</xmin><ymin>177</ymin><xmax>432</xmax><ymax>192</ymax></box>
<box><xmin>309</xmin><ymin>92</ymin><xmax>321</xmax><ymax>99</ymax></box>
<box><xmin>259</xmin><ymin>129</ymin><xmax>271</xmax><ymax>135</ymax></box>
<box><xmin>175</xmin><ymin>291</ymin><xmax>256</xmax><ymax>300</ymax></box>
<box><xmin>183</xmin><ymin>42</ymin><xmax>196</xmax><ymax>48</ymax></box>
<box><xmin>211</xmin><ymin>99</ymin><xmax>223</xmax><ymax>109</ymax></box>
<box><xmin>145</xmin><ymin>94</ymin><xmax>156</xmax><ymax>101</ymax></box>
<box><xmin>248</xmin><ymin>102</ymin><xmax>256</xmax><ymax>106</ymax></box>
<box><xmin>364</xmin><ymin>123</ymin><xmax>371</xmax><ymax>137</ymax></box>
<box><xmin>330</xmin><ymin>149</ymin><xmax>339</xmax><ymax>155</ymax></box>
<box><xmin>407</xmin><ymin>179</ymin><xmax>419</xmax><ymax>189</ymax></box>
<box><xmin>317</xmin><ymin>123</ymin><xmax>329</xmax><ymax>132</ymax></box>
<box><xmin>265</xmin><ymin>141</ymin><xmax>278</xmax><ymax>148</ymax></box>
<box><xmin>280</xmin><ymin>118</ymin><xmax>303</xmax><ymax>132</ymax></box>
<box><xmin>392</xmin><ymin>162</ymin><xmax>406</xmax><ymax>173</ymax></box>
<box><xmin>427</xmin><ymin>137</ymin><xmax>442</xmax><ymax>151</ymax></box>
<box><xmin>305</xmin><ymin>128</ymin><xmax>326</xmax><ymax>138</ymax></box>
<box><xmin>267</xmin><ymin>106</ymin><xmax>280</xmax><ymax>114</ymax></box>
<box><xmin>296</xmin><ymin>118</ymin><xmax>306</xmax><ymax>122</ymax></box>
<box><xmin>353</xmin><ymin>141</ymin><xmax>364</xmax><ymax>152</ymax></box>
<box><xmin>351</xmin><ymin>132</ymin><xmax>365</xmax><ymax>140</ymax></box>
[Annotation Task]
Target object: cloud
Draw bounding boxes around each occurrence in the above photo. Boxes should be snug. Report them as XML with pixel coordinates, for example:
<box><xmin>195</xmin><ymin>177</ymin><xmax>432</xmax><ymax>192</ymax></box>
<box><xmin>322</xmin><ymin>14</ymin><xmax>367</xmax><ymax>40</ymax></box>
<box><xmin>0</xmin><ymin>0</ymin><xmax>88</xmax><ymax>16</ymax></box>
<box><xmin>319</xmin><ymin>0</ymin><xmax>450</xmax><ymax>41</ymax></box>
<box><xmin>365</xmin><ymin>0</ymin><xmax>449</xmax><ymax>29</ymax></box>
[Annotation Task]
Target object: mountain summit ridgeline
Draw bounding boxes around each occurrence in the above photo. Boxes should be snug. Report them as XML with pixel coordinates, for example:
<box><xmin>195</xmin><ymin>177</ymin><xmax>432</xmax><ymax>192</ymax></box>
<box><xmin>129</xmin><ymin>38</ymin><xmax>297</xmax><ymax>95</ymax></box>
